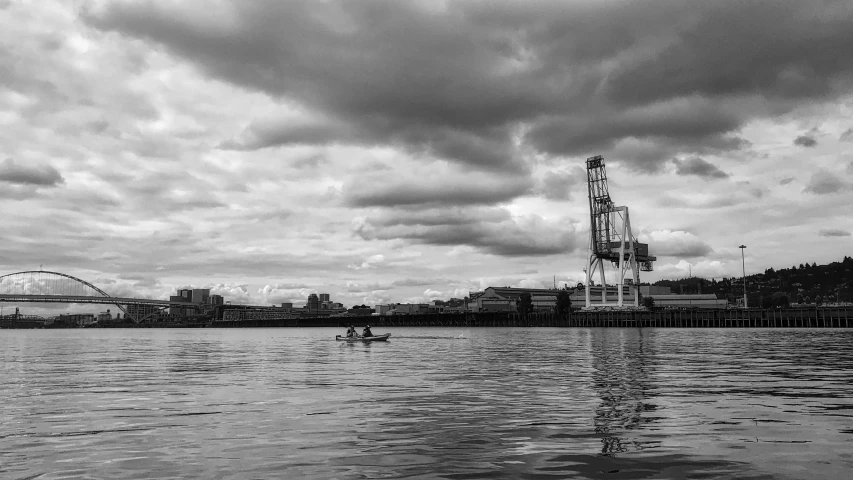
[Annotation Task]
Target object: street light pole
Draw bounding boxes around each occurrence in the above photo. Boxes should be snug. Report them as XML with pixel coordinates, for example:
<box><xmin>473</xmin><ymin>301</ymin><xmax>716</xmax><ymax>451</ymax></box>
<box><xmin>739</xmin><ymin>245</ymin><xmax>747</xmax><ymax>308</ymax></box>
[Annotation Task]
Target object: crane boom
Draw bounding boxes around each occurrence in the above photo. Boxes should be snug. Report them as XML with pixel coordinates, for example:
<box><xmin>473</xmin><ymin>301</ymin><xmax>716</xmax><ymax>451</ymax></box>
<box><xmin>584</xmin><ymin>155</ymin><xmax>656</xmax><ymax>308</ymax></box>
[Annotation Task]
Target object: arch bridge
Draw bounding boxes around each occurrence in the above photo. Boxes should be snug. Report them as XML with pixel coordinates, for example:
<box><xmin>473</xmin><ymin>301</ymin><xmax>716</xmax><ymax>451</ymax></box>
<box><xmin>0</xmin><ymin>271</ymin><xmax>201</xmax><ymax>323</ymax></box>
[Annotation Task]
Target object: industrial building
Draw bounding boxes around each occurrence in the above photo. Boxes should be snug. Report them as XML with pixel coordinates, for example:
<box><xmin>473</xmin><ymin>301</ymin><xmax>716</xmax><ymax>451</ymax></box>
<box><xmin>573</xmin><ymin>285</ymin><xmax>637</xmax><ymax>306</ymax></box>
<box><xmin>126</xmin><ymin>303</ymin><xmax>166</xmax><ymax>320</ymax></box>
<box><xmin>467</xmin><ymin>287</ymin><xmax>565</xmax><ymax>313</ymax></box>
<box><xmin>220</xmin><ymin>305</ymin><xmax>299</xmax><ymax>322</ymax></box>
<box><xmin>464</xmin><ymin>284</ymin><xmax>729</xmax><ymax>312</ymax></box>
<box><xmin>56</xmin><ymin>313</ymin><xmax>96</xmax><ymax>327</ymax></box>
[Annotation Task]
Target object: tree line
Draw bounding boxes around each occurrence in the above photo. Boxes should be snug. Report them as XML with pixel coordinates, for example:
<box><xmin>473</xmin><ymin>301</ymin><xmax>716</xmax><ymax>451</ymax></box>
<box><xmin>652</xmin><ymin>255</ymin><xmax>853</xmax><ymax>307</ymax></box>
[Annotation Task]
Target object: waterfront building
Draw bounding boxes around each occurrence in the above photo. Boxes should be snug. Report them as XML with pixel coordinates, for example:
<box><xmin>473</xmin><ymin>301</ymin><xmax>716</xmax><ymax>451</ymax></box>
<box><xmin>387</xmin><ymin>303</ymin><xmax>430</xmax><ymax>315</ymax></box>
<box><xmin>375</xmin><ymin>304</ymin><xmax>394</xmax><ymax>315</ymax></box>
<box><xmin>576</xmin><ymin>285</ymin><xmax>727</xmax><ymax>309</ymax></box>
<box><xmin>466</xmin><ymin>285</ymin><xmax>727</xmax><ymax>312</ymax></box>
<box><xmin>636</xmin><ymin>286</ymin><xmax>728</xmax><ymax>309</ymax></box>
<box><xmin>220</xmin><ymin>305</ymin><xmax>299</xmax><ymax>322</ymax></box>
<box><xmin>176</xmin><ymin>288</ymin><xmax>211</xmax><ymax>304</ymax></box>
<box><xmin>428</xmin><ymin>301</ymin><xmax>445</xmax><ymax>314</ymax></box>
<box><xmin>217</xmin><ymin>302</ymin><xmax>346</xmax><ymax>321</ymax></box>
<box><xmin>169</xmin><ymin>295</ymin><xmax>193</xmax><ymax>316</ymax></box>
<box><xmin>168</xmin><ymin>288</ymin><xmax>219</xmax><ymax>316</ymax></box>
<box><xmin>306</xmin><ymin>294</ymin><xmax>320</xmax><ymax>312</ymax></box>
<box><xmin>57</xmin><ymin>313</ymin><xmax>95</xmax><ymax>327</ymax></box>
<box><xmin>647</xmin><ymin>294</ymin><xmax>728</xmax><ymax>309</ymax></box>
<box><xmin>319</xmin><ymin>293</ymin><xmax>330</xmax><ymax>302</ymax></box>
<box><xmin>468</xmin><ymin>287</ymin><xmax>564</xmax><ymax>313</ymax></box>
<box><xmin>191</xmin><ymin>289</ymin><xmax>210</xmax><ymax>304</ymax></box>
<box><xmin>127</xmin><ymin>304</ymin><xmax>165</xmax><ymax>320</ymax></box>
<box><xmin>570</xmin><ymin>285</ymin><xmax>635</xmax><ymax>306</ymax></box>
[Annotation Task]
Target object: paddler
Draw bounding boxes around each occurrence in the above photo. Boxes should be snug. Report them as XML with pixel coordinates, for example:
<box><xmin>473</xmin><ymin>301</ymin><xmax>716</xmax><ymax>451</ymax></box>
<box><xmin>345</xmin><ymin>325</ymin><xmax>358</xmax><ymax>338</ymax></box>
<box><xmin>362</xmin><ymin>324</ymin><xmax>374</xmax><ymax>338</ymax></box>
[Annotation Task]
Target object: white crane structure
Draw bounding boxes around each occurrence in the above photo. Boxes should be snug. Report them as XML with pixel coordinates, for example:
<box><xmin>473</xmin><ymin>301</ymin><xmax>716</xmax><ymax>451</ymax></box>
<box><xmin>584</xmin><ymin>155</ymin><xmax>656</xmax><ymax>308</ymax></box>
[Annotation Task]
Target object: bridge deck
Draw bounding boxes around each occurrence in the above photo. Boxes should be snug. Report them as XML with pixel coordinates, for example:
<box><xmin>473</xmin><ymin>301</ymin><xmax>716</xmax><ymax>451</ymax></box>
<box><xmin>0</xmin><ymin>294</ymin><xmax>198</xmax><ymax>308</ymax></box>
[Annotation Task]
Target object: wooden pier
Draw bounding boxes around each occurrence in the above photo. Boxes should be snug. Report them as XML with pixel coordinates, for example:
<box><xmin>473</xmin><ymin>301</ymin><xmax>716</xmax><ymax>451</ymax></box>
<box><xmin>209</xmin><ymin>306</ymin><xmax>853</xmax><ymax>328</ymax></box>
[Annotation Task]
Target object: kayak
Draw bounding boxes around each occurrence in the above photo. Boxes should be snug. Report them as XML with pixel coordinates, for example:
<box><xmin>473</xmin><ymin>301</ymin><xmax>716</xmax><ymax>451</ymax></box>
<box><xmin>335</xmin><ymin>333</ymin><xmax>391</xmax><ymax>342</ymax></box>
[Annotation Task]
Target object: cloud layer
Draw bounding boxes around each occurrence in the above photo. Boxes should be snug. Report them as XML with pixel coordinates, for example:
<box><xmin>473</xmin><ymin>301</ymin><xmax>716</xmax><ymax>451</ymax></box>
<box><xmin>0</xmin><ymin>159</ymin><xmax>64</xmax><ymax>186</ymax></box>
<box><xmin>84</xmin><ymin>0</ymin><xmax>853</xmax><ymax>173</ymax></box>
<box><xmin>0</xmin><ymin>1</ymin><xmax>851</xmax><ymax>312</ymax></box>
<box><xmin>819</xmin><ymin>229</ymin><xmax>851</xmax><ymax>237</ymax></box>
<box><xmin>673</xmin><ymin>157</ymin><xmax>729</xmax><ymax>180</ymax></box>
<box><xmin>353</xmin><ymin>207</ymin><xmax>579</xmax><ymax>257</ymax></box>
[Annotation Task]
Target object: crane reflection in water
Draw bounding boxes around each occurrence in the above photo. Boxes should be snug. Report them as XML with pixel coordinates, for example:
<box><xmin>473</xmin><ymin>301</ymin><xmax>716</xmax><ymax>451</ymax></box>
<box><xmin>589</xmin><ymin>328</ymin><xmax>661</xmax><ymax>457</ymax></box>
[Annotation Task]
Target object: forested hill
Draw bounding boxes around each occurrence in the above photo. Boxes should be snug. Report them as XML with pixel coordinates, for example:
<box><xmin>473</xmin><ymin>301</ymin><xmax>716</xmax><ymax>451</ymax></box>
<box><xmin>651</xmin><ymin>256</ymin><xmax>853</xmax><ymax>307</ymax></box>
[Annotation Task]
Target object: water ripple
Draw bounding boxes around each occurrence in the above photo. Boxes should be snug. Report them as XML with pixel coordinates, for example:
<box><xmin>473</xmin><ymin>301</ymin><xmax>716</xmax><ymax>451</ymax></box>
<box><xmin>1</xmin><ymin>328</ymin><xmax>852</xmax><ymax>479</ymax></box>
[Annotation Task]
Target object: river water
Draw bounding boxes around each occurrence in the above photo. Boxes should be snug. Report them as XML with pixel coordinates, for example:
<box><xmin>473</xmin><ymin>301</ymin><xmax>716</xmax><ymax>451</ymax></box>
<box><xmin>1</xmin><ymin>328</ymin><xmax>851</xmax><ymax>479</ymax></box>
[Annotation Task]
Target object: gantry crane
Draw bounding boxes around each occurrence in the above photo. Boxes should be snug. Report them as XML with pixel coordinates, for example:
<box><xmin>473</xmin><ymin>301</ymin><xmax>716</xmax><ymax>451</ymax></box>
<box><xmin>585</xmin><ymin>155</ymin><xmax>656</xmax><ymax>308</ymax></box>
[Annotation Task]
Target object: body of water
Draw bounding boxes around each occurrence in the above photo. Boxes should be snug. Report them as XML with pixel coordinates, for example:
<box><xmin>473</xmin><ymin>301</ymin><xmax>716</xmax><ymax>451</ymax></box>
<box><xmin>2</xmin><ymin>328</ymin><xmax>852</xmax><ymax>479</ymax></box>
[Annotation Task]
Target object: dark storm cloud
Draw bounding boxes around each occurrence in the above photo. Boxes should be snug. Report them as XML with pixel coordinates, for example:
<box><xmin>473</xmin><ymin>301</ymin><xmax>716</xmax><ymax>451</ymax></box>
<box><xmin>662</xmin><ymin>243</ymin><xmax>713</xmax><ymax>258</ymax></box>
<box><xmin>291</xmin><ymin>153</ymin><xmax>326</xmax><ymax>169</ymax></box>
<box><xmin>219</xmin><ymin>117</ymin><xmax>354</xmax><ymax>151</ymax></box>
<box><xmin>525</xmin><ymin>98</ymin><xmax>747</xmax><ymax>158</ymax></box>
<box><xmin>643</xmin><ymin>230</ymin><xmax>714</xmax><ymax>258</ymax></box>
<box><xmin>673</xmin><ymin>156</ymin><xmax>729</xmax><ymax>180</ymax></box>
<box><xmin>736</xmin><ymin>181</ymin><xmax>765</xmax><ymax>199</ymax></box>
<box><xmin>841</xmin><ymin>128</ymin><xmax>853</xmax><ymax>142</ymax></box>
<box><xmin>343</xmin><ymin>173</ymin><xmax>533</xmax><ymax>207</ymax></box>
<box><xmin>803</xmin><ymin>170</ymin><xmax>848</xmax><ymax>195</ymax></box>
<box><xmin>366</xmin><ymin>206</ymin><xmax>512</xmax><ymax>227</ymax></box>
<box><xmin>819</xmin><ymin>228</ymin><xmax>851</xmax><ymax>237</ymax></box>
<box><xmin>224</xmin><ymin>116</ymin><xmax>522</xmax><ymax>172</ymax></box>
<box><xmin>536</xmin><ymin>166</ymin><xmax>586</xmax><ymax>200</ymax></box>
<box><xmin>84</xmin><ymin>0</ymin><xmax>853</xmax><ymax>171</ymax></box>
<box><xmin>0</xmin><ymin>158</ymin><xmax>64</xmax><ymax>186</ymax></box>
<box><xmin>793</xmin><ymin>135</ymin><xmax>817</xmax><ymax>147</ymax></box>
<box><xmin>603</xmin><ymin>2</ymin><xmax>853</xmax><ymax>104</ymax></box>
<box><xmin>353</xmin><ymin>207</ymin><xmax>579</xmax><ymax>257</ymax></box>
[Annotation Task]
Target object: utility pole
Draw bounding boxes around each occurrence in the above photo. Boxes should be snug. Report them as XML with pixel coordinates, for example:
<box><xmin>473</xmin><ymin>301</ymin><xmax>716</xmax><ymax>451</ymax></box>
<box><xmin>739</xmin><ymin>245</ymin><xmax>747</xmax><ymax>308</ymax></box>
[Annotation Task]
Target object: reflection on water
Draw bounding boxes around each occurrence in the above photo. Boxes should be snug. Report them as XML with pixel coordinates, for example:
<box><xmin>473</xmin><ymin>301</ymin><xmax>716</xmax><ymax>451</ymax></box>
<box><xmin>1</xmin><ymin>328</ymin><xmax>852</xmax><ymax>479</ymax></box>
<box><xmin>591</xmin><ymin>329</ymin><xmax>658</xmax><ymax>457</ymax></box>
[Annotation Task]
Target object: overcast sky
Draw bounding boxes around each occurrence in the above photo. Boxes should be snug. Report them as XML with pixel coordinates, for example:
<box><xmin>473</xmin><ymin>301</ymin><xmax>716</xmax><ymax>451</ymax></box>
<box><xmin>1</xmin><ymin>0</ymin><xmax>852</xmax><ymax>312</ymax></box>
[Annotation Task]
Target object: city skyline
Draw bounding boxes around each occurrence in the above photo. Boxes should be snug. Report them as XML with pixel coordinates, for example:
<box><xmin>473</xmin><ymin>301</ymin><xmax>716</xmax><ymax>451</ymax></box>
<box><xmin>2</xmin><ymin>1</ymin><xmax>852</xmax><ymax>316</ymax></box>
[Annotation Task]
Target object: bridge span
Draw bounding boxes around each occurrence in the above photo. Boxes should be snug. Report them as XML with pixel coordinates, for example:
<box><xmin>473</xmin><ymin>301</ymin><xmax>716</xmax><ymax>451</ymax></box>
<box><xmin>0</xmin><ymin>294</ymin><xmax>191</xmax><ymax>307</ymax></box>
<box><xmin>0</xmin><ymin>270</ymin><xmax>200</xmax><ymax>322</ymax></box>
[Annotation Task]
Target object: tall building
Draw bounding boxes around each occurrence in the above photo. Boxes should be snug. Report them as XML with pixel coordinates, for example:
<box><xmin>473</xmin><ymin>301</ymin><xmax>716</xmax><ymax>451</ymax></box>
<box><xmin>169</xmin><ymin>295</ymin><xmax>192</xmax><ymax>315</ymax></box>
<box><xmin>306</xmin><ymin>294</ymin><xmax>320</xmax><ymax>312</ymax></box>
<box><xmin>177</xmin><ymin>288</ymin><xmax>211</xmax><ymax>304</ymax></box>
<box><xmin>192</xmin><ymin>289</ymin><xmax>211</xmax><ymax>304</ymax></box>
<box><xmin>170</xmin><ymin>288</ymin><xmax>213</xmax><ymax>316</ymax></box>
<box><xmin>319</xmin><ymin>293</ymin><xmax>330</xmax><ymax>302</ymax></box>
